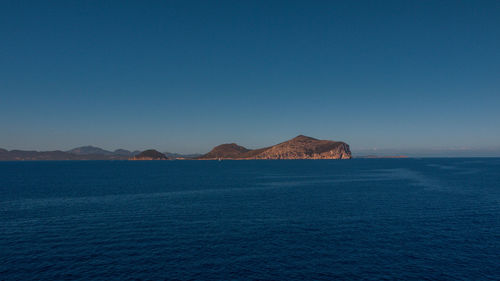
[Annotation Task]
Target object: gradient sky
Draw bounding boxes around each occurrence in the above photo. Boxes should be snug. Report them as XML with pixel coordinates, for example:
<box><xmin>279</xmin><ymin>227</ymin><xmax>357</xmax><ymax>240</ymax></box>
<box><xmin>1</xmin><ymin>0</ymin><xmax>499</xmax><ymax>155</ymax></box>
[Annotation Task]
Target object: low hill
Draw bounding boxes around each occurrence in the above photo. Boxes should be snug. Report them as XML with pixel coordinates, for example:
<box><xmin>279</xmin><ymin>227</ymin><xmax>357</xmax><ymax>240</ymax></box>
<box><xmin>198</xmin><ymin>135</ymin><xmax>351</xmax><ymax>160</ymax></box>
<box><xmin>130</xmin><ymin>149</ymin><xmax>168</xmax><ymax>160</ymax></box>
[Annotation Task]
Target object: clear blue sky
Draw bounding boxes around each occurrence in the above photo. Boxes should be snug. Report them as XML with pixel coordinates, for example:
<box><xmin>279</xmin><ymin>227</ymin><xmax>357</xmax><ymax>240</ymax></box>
<box><xmin>1</xmin><ymin>0</ymin><xmax>499</xmax><ymax>155</ymax></box>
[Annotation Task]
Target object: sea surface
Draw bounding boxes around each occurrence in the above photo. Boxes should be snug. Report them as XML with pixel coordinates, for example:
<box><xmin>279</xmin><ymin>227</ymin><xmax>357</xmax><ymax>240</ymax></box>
<box><xmin>1</xmin><ymin>159</ymin><xmax>500</xmax><ymax>280</ymax></box>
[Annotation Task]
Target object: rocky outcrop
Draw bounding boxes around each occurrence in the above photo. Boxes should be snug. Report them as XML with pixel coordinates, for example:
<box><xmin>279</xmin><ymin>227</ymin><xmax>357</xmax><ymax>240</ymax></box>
<box><xmin>130</xmin><ymin>149</ymin><xmax>168</xmax><ymax>160</ymax></box>
<box><xmin>253</xmin><ymin>135</ymin><xmax>351</xmax><ymax>159</ymax></box>
<box><xmin>199</xmin><ymin>135</ymin><xmax>351</xmax><ymax>160</ymax></box>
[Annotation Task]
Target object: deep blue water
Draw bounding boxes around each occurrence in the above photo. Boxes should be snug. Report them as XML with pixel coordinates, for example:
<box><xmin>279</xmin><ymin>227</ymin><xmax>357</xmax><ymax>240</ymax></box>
<box><xmin>1</xmin><ymin>159</ymin><xmax>500</xmax><ymax>280</ymax></box>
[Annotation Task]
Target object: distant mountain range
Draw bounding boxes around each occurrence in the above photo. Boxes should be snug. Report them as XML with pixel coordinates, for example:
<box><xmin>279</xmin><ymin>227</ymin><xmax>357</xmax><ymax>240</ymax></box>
<box><xmin>0</xmin><ymin>146</ymin><xmax>196</xmax><ymax>161</ymax></box>
<box><xmin>0</xmin><ymin>135</ymin><xmax>352</xmax><ymax>160</ymax></box>
<box><xmin>66</xmin><ymin>146</ymin><xmax>140</xmax><ymax>156</ymax></box>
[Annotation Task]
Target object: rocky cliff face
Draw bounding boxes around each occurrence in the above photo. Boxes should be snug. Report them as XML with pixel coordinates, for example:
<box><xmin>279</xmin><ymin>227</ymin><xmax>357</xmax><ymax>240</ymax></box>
<box><xmin>252</xmin><ymin>135</ymin><xmax>351</xmax><ymax>159</ymax></box>
<box><xmin>199</xmin><ymin>135</ymin><xmax>351</xmax><ymax>160</ymax></box>
<box><xmin>130</xmin><ymin>149</ymin><xmax>168</xmax><ymax>160</ymax></box>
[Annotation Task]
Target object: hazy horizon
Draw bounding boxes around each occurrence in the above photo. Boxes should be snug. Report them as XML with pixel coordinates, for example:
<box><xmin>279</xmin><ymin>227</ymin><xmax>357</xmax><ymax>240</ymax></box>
<box><xmin>1</xmin><ymin>1</ymin><xmax>499</xmax><ymax>156</ymax></box>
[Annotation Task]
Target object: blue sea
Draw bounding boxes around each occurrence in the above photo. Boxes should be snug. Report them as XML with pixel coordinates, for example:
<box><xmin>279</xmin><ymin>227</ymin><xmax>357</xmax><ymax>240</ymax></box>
<box><xmin>1</xmin><ymin>159</ymin><xmax>500</xmax><ymax>280</ymax></box>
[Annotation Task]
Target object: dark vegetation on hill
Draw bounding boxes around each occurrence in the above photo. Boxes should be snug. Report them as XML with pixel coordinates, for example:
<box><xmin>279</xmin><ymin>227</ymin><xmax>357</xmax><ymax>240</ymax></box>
<box><xmin>130</xmin><ymin>149</ymin><xmax>168</xmax><ymax>160</ymax></box>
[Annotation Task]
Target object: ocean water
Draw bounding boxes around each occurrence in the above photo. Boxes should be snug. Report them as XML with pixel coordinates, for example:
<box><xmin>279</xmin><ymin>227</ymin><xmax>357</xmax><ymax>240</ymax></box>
<box><xmin>1</xmin><ymin>159</ymin><xmax>500</xmax><ymax>280</ymax></box>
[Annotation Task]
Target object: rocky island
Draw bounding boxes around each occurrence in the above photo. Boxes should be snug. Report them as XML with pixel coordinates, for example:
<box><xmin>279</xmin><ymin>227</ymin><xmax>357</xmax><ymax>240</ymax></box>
<box><xmin>130</xmin><ymin>150</ymin><xmax>168</xmax><ymax>160</ymax></box>
<box><xmin>198</xmin><ymin>135</ymin><xmax>351</xmax><ymax>160</ymax></box>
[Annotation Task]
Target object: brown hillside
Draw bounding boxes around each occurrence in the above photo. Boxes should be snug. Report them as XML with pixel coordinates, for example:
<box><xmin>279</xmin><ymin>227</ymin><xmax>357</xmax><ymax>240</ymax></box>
<box><xmin>199</xmin><ymin>135</ymin><xmax>351</xmax><ymax>160</ymax></box>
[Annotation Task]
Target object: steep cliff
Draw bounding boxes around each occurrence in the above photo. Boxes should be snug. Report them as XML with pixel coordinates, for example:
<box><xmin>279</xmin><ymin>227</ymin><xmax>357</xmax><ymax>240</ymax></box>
<box><xmin>199</xmin><ymin>135</ymin><xmax>351</xmax><ymax>160</ymax></box>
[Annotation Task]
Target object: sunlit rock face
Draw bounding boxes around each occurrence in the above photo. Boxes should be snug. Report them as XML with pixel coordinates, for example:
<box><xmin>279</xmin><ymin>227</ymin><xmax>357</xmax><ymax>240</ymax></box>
<box><xmin>199</xmin><ymin>135</ymin><xmax>351</xmax><ymax>160</ymax></box>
